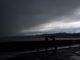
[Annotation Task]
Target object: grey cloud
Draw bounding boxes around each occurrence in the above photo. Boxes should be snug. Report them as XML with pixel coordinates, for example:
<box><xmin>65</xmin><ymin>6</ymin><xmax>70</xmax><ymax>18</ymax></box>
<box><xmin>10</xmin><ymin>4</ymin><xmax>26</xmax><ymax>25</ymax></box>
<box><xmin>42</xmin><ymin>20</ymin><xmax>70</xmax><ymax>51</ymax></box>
<box><xmin>1</xmin><ymin>0</ymin><xmax>80</xmax><ymax>36</ymax></box>
<box><xmin>17</xmin><ymin>0</ymin><xmax>79</xmax><ymax>27</ymax></box>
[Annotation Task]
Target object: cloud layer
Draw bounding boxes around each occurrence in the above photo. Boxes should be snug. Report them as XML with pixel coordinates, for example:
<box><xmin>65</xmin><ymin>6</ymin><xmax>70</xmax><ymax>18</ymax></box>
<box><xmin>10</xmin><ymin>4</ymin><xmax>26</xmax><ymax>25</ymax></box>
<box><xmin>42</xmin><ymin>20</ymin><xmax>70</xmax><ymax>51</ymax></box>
<box><xmin>1</xmin><ymin>0</ymin><xmax>80</xmax><ymax>36</ymax></box>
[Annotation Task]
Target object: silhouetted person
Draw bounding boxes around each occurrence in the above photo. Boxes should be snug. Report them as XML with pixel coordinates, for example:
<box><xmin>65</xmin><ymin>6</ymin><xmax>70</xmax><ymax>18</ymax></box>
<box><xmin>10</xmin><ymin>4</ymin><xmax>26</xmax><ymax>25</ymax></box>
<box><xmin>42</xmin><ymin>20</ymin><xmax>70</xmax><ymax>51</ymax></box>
<box><xmin>44</xmin><ymin>34</ymin><xmax>49</xmax><ymax>57</ymax></box>
<box><xmin>44</xmin><ymin>35</ymin><xmax>58</xmax><ymax>59</ymax></box>
<box><xmin>45</xmin><ymin>34</ymin><xmax>49</xmax><ymax>41</ymax></box>
<box><xmin>45</xmin><ymin>35</ymin><xmax>56</xmax><ymax>50</ymax></box>
<box><xmin>48</xmin><ymin>35</ymin><xmax>56</xmax><ymax>49</ymax></box>
<box><xmin>49</xmin><ymin>35</ymin><xmax>58</xmax><ymax>59</ymax></box>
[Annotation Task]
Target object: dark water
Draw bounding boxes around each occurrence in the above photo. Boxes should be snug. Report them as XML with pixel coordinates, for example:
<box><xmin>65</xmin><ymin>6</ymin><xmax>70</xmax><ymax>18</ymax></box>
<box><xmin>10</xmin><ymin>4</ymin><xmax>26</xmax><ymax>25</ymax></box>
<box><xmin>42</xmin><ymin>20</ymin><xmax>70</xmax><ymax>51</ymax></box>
<box><xmin>1</xmin><ymin>37</ymin><xmax>80</xmax><ymax>42</ymax></box>
<box><xmin>55</xmin><ymin>38</ymin><xmax>80</xmax><ymax>40</ymax></box>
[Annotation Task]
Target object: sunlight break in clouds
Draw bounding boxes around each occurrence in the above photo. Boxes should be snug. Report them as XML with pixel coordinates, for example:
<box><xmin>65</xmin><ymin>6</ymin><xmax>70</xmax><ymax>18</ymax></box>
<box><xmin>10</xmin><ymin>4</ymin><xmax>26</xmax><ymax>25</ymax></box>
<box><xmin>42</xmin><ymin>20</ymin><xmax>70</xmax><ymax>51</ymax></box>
<box><xmin>20</xmin><ymin>8</ymin><xmax>80</xmax><ymax>34</ymax></box>
<box><xmin>21</xmin><ymin>21</ymin><xmax>80</xmax><ymax>33</ymax></box>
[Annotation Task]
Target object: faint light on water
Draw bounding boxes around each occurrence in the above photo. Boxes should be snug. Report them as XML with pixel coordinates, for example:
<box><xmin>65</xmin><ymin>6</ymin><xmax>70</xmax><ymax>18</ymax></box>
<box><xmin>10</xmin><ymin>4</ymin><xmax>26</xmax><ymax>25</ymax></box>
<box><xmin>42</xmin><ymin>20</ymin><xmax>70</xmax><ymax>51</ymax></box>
<box><xmin>55</xmin><ymin>38</ymin><xmax>80</xmax><ymax>40</ymax></box>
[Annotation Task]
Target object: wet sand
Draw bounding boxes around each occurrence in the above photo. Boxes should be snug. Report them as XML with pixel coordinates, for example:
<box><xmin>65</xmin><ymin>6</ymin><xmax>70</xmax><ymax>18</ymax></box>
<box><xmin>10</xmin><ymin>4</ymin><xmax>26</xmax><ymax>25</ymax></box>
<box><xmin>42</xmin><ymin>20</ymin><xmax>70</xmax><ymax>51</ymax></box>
<box><xmin>7</xmin><ymin>47</ymin><xmax>80</xmax><ymax>60</ymax></box>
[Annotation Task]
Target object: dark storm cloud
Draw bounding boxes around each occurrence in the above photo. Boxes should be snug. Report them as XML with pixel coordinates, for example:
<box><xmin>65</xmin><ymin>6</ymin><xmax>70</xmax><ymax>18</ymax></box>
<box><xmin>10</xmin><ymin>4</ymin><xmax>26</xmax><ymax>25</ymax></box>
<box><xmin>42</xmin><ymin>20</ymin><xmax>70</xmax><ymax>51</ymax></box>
<box><xmin>1</xmin><ymin>0</ymin><xmax>80</xmax><ymax>36</ymax></box>
<box><xmin>17</xmin><ymin>0</ymin><xmax>79</xmax><ymax>28</ymax></box>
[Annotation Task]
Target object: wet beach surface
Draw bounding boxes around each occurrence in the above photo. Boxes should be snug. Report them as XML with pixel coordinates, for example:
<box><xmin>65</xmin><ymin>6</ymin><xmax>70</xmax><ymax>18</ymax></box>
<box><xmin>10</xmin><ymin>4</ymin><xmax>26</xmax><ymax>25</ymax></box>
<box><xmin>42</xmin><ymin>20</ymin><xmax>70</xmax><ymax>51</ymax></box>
<box><xmin>7</xmin><ymin>47</ymin><xmax>80</xmax><ymax>60</ymax></box>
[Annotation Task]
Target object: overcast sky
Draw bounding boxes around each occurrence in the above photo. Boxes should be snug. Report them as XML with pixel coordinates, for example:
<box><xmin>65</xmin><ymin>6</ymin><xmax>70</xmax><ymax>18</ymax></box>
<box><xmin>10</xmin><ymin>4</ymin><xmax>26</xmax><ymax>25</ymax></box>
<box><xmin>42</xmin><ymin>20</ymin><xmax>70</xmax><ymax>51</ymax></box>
<box><xmin>1</xmin><ymin>0</ymin><xmax>80</xmax><ymax>36</ymax></box>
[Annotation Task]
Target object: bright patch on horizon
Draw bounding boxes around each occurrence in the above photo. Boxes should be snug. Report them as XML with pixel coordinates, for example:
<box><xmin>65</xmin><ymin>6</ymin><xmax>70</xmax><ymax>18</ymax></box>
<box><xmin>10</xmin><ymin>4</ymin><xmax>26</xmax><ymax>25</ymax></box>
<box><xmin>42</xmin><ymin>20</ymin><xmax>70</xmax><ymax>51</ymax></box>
<box><xmin>20</xmin><ymin>8</ymin><xmax>80</xmax><ymax>34</ymax></box>
<box><xmin>20</xmin><ymin>21</ymin><xmax>80</xmax><ymax>33</ymax></box>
